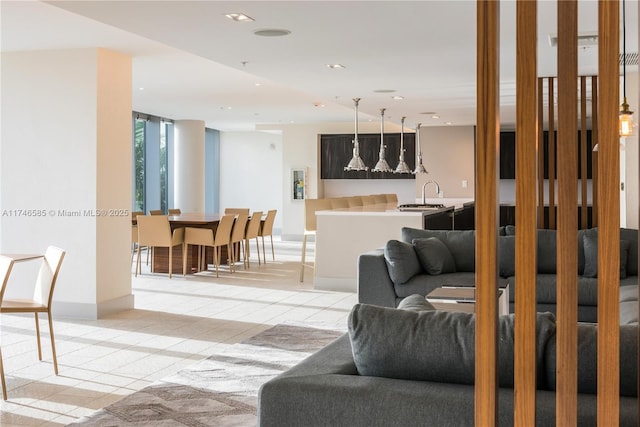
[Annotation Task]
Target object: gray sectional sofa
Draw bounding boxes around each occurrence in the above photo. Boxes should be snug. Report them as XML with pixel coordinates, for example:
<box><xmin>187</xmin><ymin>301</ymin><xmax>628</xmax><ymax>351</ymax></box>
<box><xmin>258</xmin><ymin>300</ymin><xmax>639</xmax><ymax>426</ymax></box>
<box><xmin>357</xmin><ymin>226</ymin><xmax>640</xmax><ymax>323</ymax></box>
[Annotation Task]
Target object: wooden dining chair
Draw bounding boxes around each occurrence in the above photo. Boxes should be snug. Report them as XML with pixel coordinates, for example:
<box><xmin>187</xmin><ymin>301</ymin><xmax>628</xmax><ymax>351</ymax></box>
<box><xmin>259</xmin><ymin>210</ymin><xmax>277</xmax><ymax>262</ymax></box>
<box><xmin>0</xmin><ymin>255</ymin><xmax>15</xmax><ymax>400</ymax></box>
<box><xmin>168</xmin><ymin>208</ymin><xmax>181</xmax><ymax>215</ymax></box>
<box><xmin>131</xmin><ymin>211</ymin><xmax>145</xmax><ymax>264</ymax></box>
<box><xmin>244</xmin><ymin>211</ymin><xmax>263</xmax><ymax>267</ymax></box>
<box><xmin>0</xmin><ymin>246</ymin><xmax>66</xmax><ymax>399</ymax></box>
<box><xmin>136</xmin><ymin>215</ymin><xmax>184</xmax><ymax>278</ymax></box>
<box><xmin>149</xmin><ymin>209</ymin><xmax>163</xmax><ymax>215</ymax></box>
<box><xmin>183</xmin><ymin>214</ymin><xmax>235</xmax><ymax>277</ymax></box>
<box><xmin>229</xmin><ymin>213</ymin><xmax>249</xmax><ymax>271</ymax></box>
<box><xmin>225</xmin><ymin>208</ymin><xmax>250</xmax><ymax>215</ymax></box>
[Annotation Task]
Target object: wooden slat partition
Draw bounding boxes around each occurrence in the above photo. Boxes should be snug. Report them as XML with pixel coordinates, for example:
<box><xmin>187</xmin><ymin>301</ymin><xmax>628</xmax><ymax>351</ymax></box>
<box><xmin>475</xmin><ymin>1</ymin><xmax>499</xmax><ymax>425</ymax></box>
<box><xmin>548</xmin><ymin>78</ymin><xmax>556</xmax><ymax>229</ymax></box>
<box><xmin>591</xmin><ymin>76</ymin><xmax>599</xmax><ymax>227</ymax></box>
<box><xmin>556</xmin><ymin>0</ymin><xmax>579</xmax><ymax>425</ymax></box>
<box><xmin>597</xmin><ymin>1</ymin><xmax>620</xmax><ymax>423</ymax></box>
<box><xmin>537</xmin><ymin>78</ymin><xmax>545</xmax><ymax>229</ymax></box>
<box><xmin>514</xmin><ymin>0</ymin><xmax>537</xmax><ymax>424</ymax></box>
<box><xmin>580</xmin><ymin>76</ymin><xmax>588</xmax><ymax>228</ymax></box>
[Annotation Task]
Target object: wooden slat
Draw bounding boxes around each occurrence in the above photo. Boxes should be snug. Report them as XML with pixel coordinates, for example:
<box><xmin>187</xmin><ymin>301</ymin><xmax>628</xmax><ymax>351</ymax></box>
<box><xmin>475</xmin><ymin>1</ymin><xmax>499</xmax><ymax>425</ymax></box>
<box><xmin>537</xmin><ymin>78</ymin><xmax>545</xmax><ymax>229</ymax></box>
<box><xmin>597</xmin><ymin>1</ymin><xmax>620</xmax><ymax>424</ymax></box>
<box><xmin>580</xmin><ymin>76</ymin><xmax>588</xmax><ymax>228</ymax></box>
<box><xmin>592</xmin><ymin>76</ymin><xmax>599</xmax><ymax>227</ymax></box>
<box><xmin>514</xmin><ymin>0</ymin><xmax>538</xmax><ymax>424</ymax></box>
<box><xmin>548</xmin><ymin>77</ymin><xmax>556</xmax><ymax>229</ymax></box>
<box><xmin>556</xmin><ymin>0</ymin><xmax>578</xmax><ymax>425</ymax></box>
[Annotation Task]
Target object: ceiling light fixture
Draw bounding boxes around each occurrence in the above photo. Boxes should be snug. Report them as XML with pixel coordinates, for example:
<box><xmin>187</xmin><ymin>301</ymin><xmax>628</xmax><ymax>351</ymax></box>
<box><xmin>413</xmin><ymin>123</ymin><xmax>428</xmax><ymax>174</ymax></box>
<box><xmin>620</xmin><ymin>0</ymin><xmax>634</xmax><ymax>137</ymax></box>
<box><xmin>225</xmin><ymin>13</ymin><xmax>255</xmax><ymax>22</ymax></box>
<box><xmin>344</xmin><ymin>98</ymin><xmax>368</xmax><ymax>172</ymax></box>
<box><xmin>431</xmin><ymin>114</ymin><xmax>440</xmax><ymax>119</ymax></box>
<box><xmin>392</xmin><ymin>95</ymin><xmax>404</xmax><ymax>100</ymax></box>
<box><xmin>254</xmin><ymin>29</ymin><xmax>291</xmax><ymax>37</ymax></box>
<box><xmin>394</xmin><ymin>117</ymin><xmax>412</xmax><ymax>174</ymax></box>
<box><xmin>327</xmin><ymin>64</ymin><xmax>345</xmax><ymax>69</ymax></box>
<box><xmin>372</xmin><ymin>108</ymin><xmax>392</xmax><ymax>172</ymax></box>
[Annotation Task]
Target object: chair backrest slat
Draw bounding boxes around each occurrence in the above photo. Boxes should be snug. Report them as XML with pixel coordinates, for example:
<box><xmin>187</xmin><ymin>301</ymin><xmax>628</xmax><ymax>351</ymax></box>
<box><xmin>137</xmin><ymin>215</ymin><xmax>172</xmax><ymax>247</ymax></box>
<box><xmin>34</xmin><ymin>246</ymin><xmax>65</xmax><ymax>307</ymax></box>
<box><xmin>0</xmin><ymin>256</ymin><xmax>15</xmax><ymax>304</ymax></box>
<box><xmin>260</xmin><ymin>210</ymin><xmax>277</xmax><ymax>236</ymax></box>
<box><xmin>214</xmin><ymin>214</ymin><xmax>235</xmax><ymax>246</ymax></box>
<box><xmin>245</xmin><ymin>212</ymin><xmax>263</xmax><ymax>239</ymax></box>
<box><xmin>231</xmin><ymin>214</ymin><xmax>249</xmax><ymax>243</ymax></box>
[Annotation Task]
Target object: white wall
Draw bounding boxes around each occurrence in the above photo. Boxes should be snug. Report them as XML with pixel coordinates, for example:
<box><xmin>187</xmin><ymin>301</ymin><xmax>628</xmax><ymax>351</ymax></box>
<box><xmin>1</xmin><ymin>48</ymin><xmax>133</xmax><ymax>318</ymax></box>
<box><xmin>219</xmin><ymin>131</ymin><xmax>283</xmax><ymax>231</ymax></box>
<box><xmin>624</xmin><ymin>71</ymin><xmax>639</xmax><ymax>229</ymax></box>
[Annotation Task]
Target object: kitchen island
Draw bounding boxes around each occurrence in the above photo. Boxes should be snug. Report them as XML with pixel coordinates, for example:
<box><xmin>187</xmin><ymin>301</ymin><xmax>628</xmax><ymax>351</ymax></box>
<box><xmin>314</xmin><ymin>200</ymin><xmax>469</xmax><ymax>292</ymax></box>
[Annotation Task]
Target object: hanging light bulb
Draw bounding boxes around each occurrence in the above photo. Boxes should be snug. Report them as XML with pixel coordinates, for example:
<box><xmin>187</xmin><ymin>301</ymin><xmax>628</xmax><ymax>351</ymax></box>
<box><xmin>372</xmin><ymin>108</ymin><xmax>392</xmax><ymax>172</ymax></box>
<box><xmin>344</xmin><ymin>98</ymin><xmax>369</xmax><ymax>171</ymax></box>
<box><xmin>413</xmin><ymin>123</ymin><xmax>428</xmax><ymax>174</ymax></box>
<box><xmin>619</xmin><ymin>0</ymin><xmax>634</xmax><ymax>137</ymax></box>
<box><xmin>394</xmin><ymin>116</ymin><xmax>412</xmax><ymax>174</ymax></box>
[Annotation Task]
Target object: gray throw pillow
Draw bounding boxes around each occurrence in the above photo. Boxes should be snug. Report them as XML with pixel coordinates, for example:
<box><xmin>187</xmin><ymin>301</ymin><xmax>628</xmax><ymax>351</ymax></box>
<box><xmin>348</xmin><ymin>303</ymin><xmax>556</xmax><ymax>387</ymax></box>
<box><xmin>412</xmin><ymin>237</ymin><xmax>456</xmax><ymax>275</ymax></box>
<box><xmin>384</xmin><ymin>240</ymin><xmax>422</xmax><ymax>285</ymax></box>
<box><xmin>537</xmin><ymin>229</ymin><xmax>557</xmax><ymax>274</ymax></box>
<box><xmin>582</xmin><ymin>233</ymin><xmax>630</xmax><ymax>279</ymax></box>
<box><xmin>499</xmin><ymin>235</ymin><xmax>516</xmax><ymax>277</ymax></box>
<box><xmin>397</xmin><ymin>294</ymin><xmax>436</xmax><ymax>311</ymax></box>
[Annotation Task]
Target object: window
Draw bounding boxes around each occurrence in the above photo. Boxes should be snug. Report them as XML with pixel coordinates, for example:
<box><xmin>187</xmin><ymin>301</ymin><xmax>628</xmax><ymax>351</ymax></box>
<box><xmin>133</xmin><ymin>118</ymin><xmax>146</xmax><ymax>212</ymax></box>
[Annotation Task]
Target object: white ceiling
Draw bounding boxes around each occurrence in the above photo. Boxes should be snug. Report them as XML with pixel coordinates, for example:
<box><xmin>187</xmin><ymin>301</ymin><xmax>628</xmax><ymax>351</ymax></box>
<box><xmin>1</xmin><ymin>0</ymin><xmax>638</xmax><ymax>131</ymax></box>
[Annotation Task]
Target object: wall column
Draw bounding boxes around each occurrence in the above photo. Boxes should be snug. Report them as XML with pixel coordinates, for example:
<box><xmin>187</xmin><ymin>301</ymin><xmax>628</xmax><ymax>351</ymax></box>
<box><xmin>174</xmin><ymin>120</ymin><xmax>205</xmax><ymax>213</ymax></box>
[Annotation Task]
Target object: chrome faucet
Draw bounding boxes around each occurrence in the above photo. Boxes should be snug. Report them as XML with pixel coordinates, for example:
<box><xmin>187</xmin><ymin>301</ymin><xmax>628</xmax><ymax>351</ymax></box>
<box><xmin>421</xmin><ymin>180</ymin><xmax>440</xmax><ymax>204</ymax></box>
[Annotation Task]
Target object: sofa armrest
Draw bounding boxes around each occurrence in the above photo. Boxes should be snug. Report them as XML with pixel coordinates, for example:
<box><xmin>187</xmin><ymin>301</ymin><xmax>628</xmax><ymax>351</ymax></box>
<box><xmin>357</xmin><ymin>249</ymin><xmax>397</xmax><ymax>307</ymax></box>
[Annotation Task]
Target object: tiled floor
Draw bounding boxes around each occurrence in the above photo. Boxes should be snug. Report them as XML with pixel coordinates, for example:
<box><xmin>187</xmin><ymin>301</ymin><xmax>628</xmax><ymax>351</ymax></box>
<box><xmin>0</xmin><ymin>238</ymin><xmax>357</xmax><ymax>426</ymax></box>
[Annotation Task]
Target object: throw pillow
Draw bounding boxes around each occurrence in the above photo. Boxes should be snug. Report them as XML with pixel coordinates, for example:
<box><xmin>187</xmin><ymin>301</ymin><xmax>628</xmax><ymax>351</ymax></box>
<box><xmin>412</xmin><ymin>237</ymin><xmax>456</xmax><ymax>275</ymax></box>
<box><xmin>499</xmin><ymin>235</ymin><xmax>516</xmax><ymax>277</ymax></box>
<box><xmin>348</xmin><ymin>303</ymin><xmax>556</xmax><ymax>387</ymax></box>
<box><xmin>582</xmin><ymin>234</ymin><xmax>630</xmax><ymax>279</ymax></box>
<box><xmin>384</xmin><ymin>240</ymin><xmax>422</xmax><ymax>285</ymax></box>
<box><xmin>537</xmin><ymin>229</ymin><xmax>557</xmax><ymax>274</ymax></box>
<box><xmin>397</xmin><ymin>294</ymin><xmax>436</xmax><ymax>311</ymax></box>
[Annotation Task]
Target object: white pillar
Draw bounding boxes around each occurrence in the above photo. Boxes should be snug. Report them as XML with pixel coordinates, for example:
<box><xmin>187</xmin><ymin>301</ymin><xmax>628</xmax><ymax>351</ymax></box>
<box><xmin>0</xmin><ymin>48</ymin><xmax>133</xmax><ymax>319</ymax></box>
<box><xmin>174</xmin><ymin>120</ymin><xmax>205</xmax><ymax>213</ymax></box>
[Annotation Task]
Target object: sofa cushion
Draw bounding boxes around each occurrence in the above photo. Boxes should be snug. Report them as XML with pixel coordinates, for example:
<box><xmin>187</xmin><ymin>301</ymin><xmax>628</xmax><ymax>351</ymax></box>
<box><xmin>621</xmin><ymin>228</ymin><xmax>639</xmax><ymax>276</ymax></box>
<box><xmin>537</xmin><ymin>229</ymin><xmax>557</xmax><ymax>274</ymax></box>
<box><xmin>582</xmin><ymin>233</ymin><xmax>630</xmax><ymax>279</ymax></box>
<box><xmin>348</xmin><ymin>303</ymin><xmax>556</xmax><ymax>388</ymax></box>
<box><xmin>499</xmin><ymin>235</ymin><xmax>516</xmax><ymax>277</ymax></box>
<box><xmin>397</xmin><ymin>294</ymin><xmax>436</xmax><ymax>311</ymax></box>
<box><xmin>545</xmin><ymin>323</ymin><xmax>637</xmax><ymax>397</ymax></box>
<box><xmin>401</xmin><ymin>228</ymin><xmax>475</xmax><ymax>272</ymax></box>
<box><xmin>384</xmin><ymin>240</ymin><xmax>422</xmax><ymax>285</ymax></box>
<box><xmin>413</xmin><ymin>237</ymin><xmax>456</xmax><ymax>275</ymax></box>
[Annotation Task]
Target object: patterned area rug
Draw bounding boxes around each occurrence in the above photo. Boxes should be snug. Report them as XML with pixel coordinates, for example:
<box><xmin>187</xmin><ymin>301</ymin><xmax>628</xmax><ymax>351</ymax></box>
<box><xmin>68</xmin><ymin>324</ymin><xmax>345</xmax><ymax>427</ymax></box>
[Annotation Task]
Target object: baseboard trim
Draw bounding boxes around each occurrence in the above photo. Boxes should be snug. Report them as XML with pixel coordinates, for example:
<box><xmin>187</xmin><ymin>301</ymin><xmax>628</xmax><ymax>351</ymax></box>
<box><xmin>53</xmin><ymin>294</ymin><xmax>135</xmax><ymax>320</ymax></box>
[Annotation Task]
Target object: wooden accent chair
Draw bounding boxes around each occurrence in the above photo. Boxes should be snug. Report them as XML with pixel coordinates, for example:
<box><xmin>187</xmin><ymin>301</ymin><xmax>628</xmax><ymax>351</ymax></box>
<box><xmin>259</xmin><ymin>210</ymin><xmax>277</xmax><ymax>262</ymax></box>
<box><xmin>136</xmin><ymin>215</ymin><xmax>184</xmax><ymax>278</ymax></box>
<box><xmin>229</xmin><ymin>213</ymin><xmax>249</xmax><ymax>271</ymax></box>
<box><xmin>244</xmin><ymin>211</ymin><xmax>263</xmax><ymax>266</ymax></box>
<box><xmin>183</xmin><ymin>214</ymin><xmax>235</xmax><ymax>278</ymax></box>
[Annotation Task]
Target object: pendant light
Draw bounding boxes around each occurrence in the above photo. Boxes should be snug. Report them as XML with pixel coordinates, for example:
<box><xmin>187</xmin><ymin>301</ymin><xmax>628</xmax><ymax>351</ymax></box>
<box><xmin>619</xmin><ymin>0</ymin><xmax>634</xmax><ymax>137</ymax></box>
<box><xmin>344</xmin><ymin>98</ymin><xmax>369</xmax><ymax>171</ymax></box>
<box><xmin>372</xmin><ymin>108</ymin><xmax>392</xmax><ymax>172</ymax></box>
<box><xmin>394</xmin><ymin>116</ymin><xmax>412</xmax><ymax>174</ymax></box>
<box><xmin>412</xmin><ymin>123</ymin><xmax>428</xmax><ymax>174</ymax></box>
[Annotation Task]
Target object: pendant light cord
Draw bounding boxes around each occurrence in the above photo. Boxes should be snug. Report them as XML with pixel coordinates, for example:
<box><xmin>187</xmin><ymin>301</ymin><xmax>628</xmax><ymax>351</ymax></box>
<box><xmin>623</xmin><ymin>0</ymin><xmax>627</xmax><ymax>100</ymax></box>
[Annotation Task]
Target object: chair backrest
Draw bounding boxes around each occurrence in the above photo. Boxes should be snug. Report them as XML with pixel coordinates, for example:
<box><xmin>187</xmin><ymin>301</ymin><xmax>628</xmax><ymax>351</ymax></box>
<box><xmin>346</xmin><ymin>196</ymin><xmax>364</xmax><ymax>207</ymax></box>
<box><xmin>304</xmin><ymin>199</ymin><xmax>332</xmax><ymax>232</ymax></box>
<box><xmin>361</xmin><ymin>195</ymin><xmax>378</xmax><ymax>205</ymax></box>
<box><xmin>385</xmin><ymin>193</ymin><xmax>399</xmax><ymax>205</ymax></box>
<box><xmin>0</xmin><ymin>256</ymin><xmax>15</xmax><ymax>304</ymax></box>
<box><xmin>168</xmin><ymin>208</ymin><xmax>181</xmax><ymax>215</ymax></box>
<box><xmin>260</xmin><ymin>210</ymin><xmax>277</xmax><ymax>236</ymax></box>
<box><xmin>131</xmin><ymin>211</ymin><xmax>144</xmax><ymax>219</ymax></box>
<box><xmin>34</xmin><ymin>246</ymin><xmax>66</xmax><ymax>307</ymax></box>
<box><xmin>231</xmin><ymin>214</ymin><xmax>249</xmax><ymax>244</ymax></box>
<box><xmin>184</xmin><ymin>227</ymin><xmax>214</xmax><ymax>246</ymax></box>
<box><xmin>149</xmin><ymin>209</ymin><xmax>164</xmax><ymax>215</ymax></box>
<box><xmin>132</xmin><ymin>225</ymin><xmax>139</xmax><ymax>243</ymax></box>
<box><xmin>245</xmin><ymin>211</ymin><xmax>263</xmax><ymax>239</ymax></box>
<box><xmin>330</xmin><ymin>198</ymin><xmax>350</xmax><ymax>209</ymax></box>
<box><xmin>214</xmin><ymin>214</ymin><xmax>236</xmax><ymax>246</ymax></box>
<box><xmin>373</xmin><ymin>194</ymin><xmax>388</xmax><ymax>204</ymax></box>
<box><xmin>225</xmin><ymin>208</ymin><xmax>250</xmax><ymax>214</ymax></box>
<box><xmin>137</xmin><ymin>215</ymin><xmax>172</xmax><ymax>247</ymax></box>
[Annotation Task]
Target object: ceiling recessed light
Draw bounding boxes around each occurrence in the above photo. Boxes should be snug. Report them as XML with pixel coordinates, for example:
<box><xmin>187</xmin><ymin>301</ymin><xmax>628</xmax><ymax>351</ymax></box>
<box><xmin>374</xmin><ymin>89</ymin><xmax>396</xmax><ymax>93</ymax></box>
<box><xmin>313</xmin><ymin>102</ymin><xmax>325</xmax><ymax>107</ymax></box>
<box><xmin>431</xmin><ymin>114</ymin><xmax>440</xmax><ymax>119</ymax></box>
<box><xmin>445</xmin><ymin>121</ymin><xmax>453</xmax><ymax>125</ymax></box>
<box><xmin>225</xmin><ymin>13</ymin><xmax>255</xmax><ymax>22</ymax></box>
<box><xmin>254</xmin><ymin>28</ymin><xmax>291</xmax><ymax>37</ymax></box>
<box><xmin>392</xmin><ymin>95</ymin><xmax>404</xmax><ymax>100</ymax></box>
<box><xmin>327</xmin><ymin>64</ymin><xmax>345</xmax><ymax>69</ymax></box>
<box><xmin>138</xmin><ymin>87</ymin><xmax>144</xmax><ymax>91</ymax></box>
<box><xmin>255</xmin><ymin>83</ymin><xmax>261</xmax><ymax>86</ymax></box>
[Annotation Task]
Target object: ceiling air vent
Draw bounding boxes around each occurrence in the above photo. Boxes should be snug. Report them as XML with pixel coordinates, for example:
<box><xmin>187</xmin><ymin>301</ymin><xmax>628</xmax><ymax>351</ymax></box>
<box><xmin>620</xmin><ymin>52</ymin><xmax>639</xmax><ymax>66</ymax></box>
<box><xmin>548</xmin><ymin>32</ymin><xmax>598</xmax><ymax>47</ymax></box>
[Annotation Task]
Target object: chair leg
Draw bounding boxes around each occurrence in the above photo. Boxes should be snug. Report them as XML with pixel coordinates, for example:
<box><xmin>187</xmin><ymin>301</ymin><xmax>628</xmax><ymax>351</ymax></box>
<box><xmin>169</xmin><ymin>246</ymin><xmax>173</xmax><ymax>279</ymax></box>
<box><xmin>136</xmin><ymin>244</ymin><xmax>142</xmax><ymax>276</ymax></box>
<box><xmin>270</xmin><ymin>235</ymin><xmax>275</xmax><ymax>261</ymax></box>
<box><xmin>34</xmin><ymin>313</ymin><xmax>42</xmax><ymax>361</ymax></box>
<box><xmin>183</xmin><ymin>244</ymin><xmax>188</xmax><ymax>276</ymax></box>
<box><xmin>261</xmin><ymin>236</ymin><xmax>267</xmax><ymax>264</ymax></box>
<box><xmin>213</xmin><ymin>247</ymin><xmax>219</xmax><ymax>278</ymax></box>
<box><xmin>47</xmin><ymin>312</ymin><xmax>58</xmax><ymax>375</ymax></box>
<box><xmin>0</xmin><ymin>346</ymin><xmax>7</xmax><ymax>400</ymax></box>
<box><xmin>255</xmin><ymin>237</ymin><xmax>261</xmax><ymax>265</ymax></box>
<box><xmin>300</xmin><ymin>234</ymin><xmax>308</xmax><ymax>282</ymax></box>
